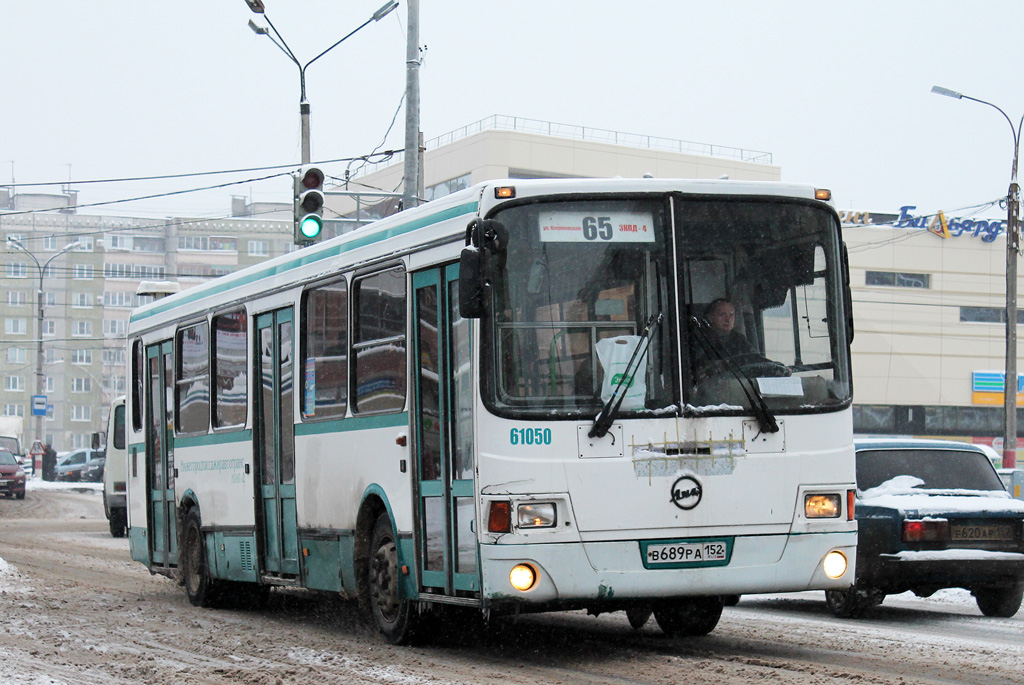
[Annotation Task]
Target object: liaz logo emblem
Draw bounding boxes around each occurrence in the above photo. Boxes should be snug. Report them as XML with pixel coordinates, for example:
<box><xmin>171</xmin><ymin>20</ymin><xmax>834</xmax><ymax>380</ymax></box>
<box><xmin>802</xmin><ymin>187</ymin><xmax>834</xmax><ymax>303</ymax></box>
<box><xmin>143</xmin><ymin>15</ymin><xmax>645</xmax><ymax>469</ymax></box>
<box><xmin>670</xmin><ymin>475</ymin><xmax>702</xmax><ymax>510</ymax></box>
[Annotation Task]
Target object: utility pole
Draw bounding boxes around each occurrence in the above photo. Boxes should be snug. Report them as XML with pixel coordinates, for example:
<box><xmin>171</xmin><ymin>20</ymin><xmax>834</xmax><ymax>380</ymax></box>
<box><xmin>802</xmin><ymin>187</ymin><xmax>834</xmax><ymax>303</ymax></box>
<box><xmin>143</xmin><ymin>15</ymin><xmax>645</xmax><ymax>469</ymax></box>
<box><xmin>1006</xmin><ymin>169</ymin><xmax>1020</xmax><ymax>468</ymax></box>
<box><xmin>931</xmin><ymin>86</ymin><xmax>1024</xmax><ymax>468</ymax></box>
<box><xmin>7</xmin><ymin>238</ymin><xmax>78</xmax><ymax>448</ymax></box>
<box><xmin>402</xmin><ymin>0</ymin><xmax>421</xmax><ymax>210</ymax></box>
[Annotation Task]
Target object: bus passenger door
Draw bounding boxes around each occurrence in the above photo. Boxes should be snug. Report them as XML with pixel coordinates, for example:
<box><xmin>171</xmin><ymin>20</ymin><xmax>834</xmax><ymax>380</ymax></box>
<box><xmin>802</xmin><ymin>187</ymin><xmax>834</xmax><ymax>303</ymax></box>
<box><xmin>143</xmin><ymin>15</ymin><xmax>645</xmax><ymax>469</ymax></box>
<box><xmin>145</xmin><ymin>341</ymin><xmax>177</xmax><ymax>568</ymax></box>
<box><xmin>412</xmin><ymin>265</ymin><xmax>479</xmax><ymax>598</ymax></box>
<box><xmin>254</xmin><ymin>309</ymin><xmax>300</xmax><ymax>577</ymax></box>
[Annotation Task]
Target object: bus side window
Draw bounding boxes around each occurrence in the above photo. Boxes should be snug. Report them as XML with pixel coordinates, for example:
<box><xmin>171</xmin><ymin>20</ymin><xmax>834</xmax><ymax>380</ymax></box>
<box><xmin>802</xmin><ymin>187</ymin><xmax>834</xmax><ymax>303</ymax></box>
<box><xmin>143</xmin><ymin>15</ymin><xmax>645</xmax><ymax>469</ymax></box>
<box><xmin>212</xmin><ymin>310</ymin><xmax>248</xmax><ymax>429</ymax></box>
<box><xmin>302</xmin><ymin>279</ymin><xmax>349</xmax><ymax>419</ymax></box>
<box><xmin>175</xmin><ymin>322</ymin><xmax>211</xmax><ymax>434</ymax></box>
<box><xmin>131</xmin><ymin>339</ymin><xmax>144</xmax><ymax>433</ymax></box>
<box><xmin>352</xmin><ymin>266</ymin><xmax>407</xmax><ymax>414</ymax></box>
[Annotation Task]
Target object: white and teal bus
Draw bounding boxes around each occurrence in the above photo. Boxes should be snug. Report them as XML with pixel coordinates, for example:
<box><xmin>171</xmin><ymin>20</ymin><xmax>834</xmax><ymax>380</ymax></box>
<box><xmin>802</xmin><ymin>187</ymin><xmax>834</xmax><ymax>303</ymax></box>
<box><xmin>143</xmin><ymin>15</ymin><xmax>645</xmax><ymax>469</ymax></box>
<box><xmin>126</xmin><ymin>177</ymin><xmax>857</xmax><ymax>643</ymax></box>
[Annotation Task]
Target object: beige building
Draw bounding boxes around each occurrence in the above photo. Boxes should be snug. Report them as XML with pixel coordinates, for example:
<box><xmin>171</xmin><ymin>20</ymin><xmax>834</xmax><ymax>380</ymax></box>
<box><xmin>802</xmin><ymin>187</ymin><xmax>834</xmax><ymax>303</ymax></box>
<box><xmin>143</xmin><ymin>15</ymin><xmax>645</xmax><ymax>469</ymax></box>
<box><xmin>842</xmin><ymin>208</ymin><xmax>1019</xmax><ymax>449</ymax></box>
<box><xmin>329</xmin><ymin>115</ymin><xmax>780</xmax><ymax>221</ymax></box>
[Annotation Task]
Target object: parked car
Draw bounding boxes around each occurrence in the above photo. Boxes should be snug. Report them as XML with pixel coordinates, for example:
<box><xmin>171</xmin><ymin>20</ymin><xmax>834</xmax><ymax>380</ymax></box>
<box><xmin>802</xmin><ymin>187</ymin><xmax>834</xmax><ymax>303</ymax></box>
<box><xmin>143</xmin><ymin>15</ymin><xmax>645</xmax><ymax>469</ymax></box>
<box><xmin>55</xmin><ymin>448</ymin><xmax>102</xmax><ymax>482</ymax></box>
<box><xmin>0</xmin><ymin>447</ymin><xmax>27</xmax><ymax>499</ymax></box>
<box><xmin>826</xmin><ymin>438</ymin><xmax>1024</xmax><ymax>618</ymax></box>
<box><xmin>81</xmin><ymin>453</ymin><xmax>106</xmax><ymax>483</ymax></box>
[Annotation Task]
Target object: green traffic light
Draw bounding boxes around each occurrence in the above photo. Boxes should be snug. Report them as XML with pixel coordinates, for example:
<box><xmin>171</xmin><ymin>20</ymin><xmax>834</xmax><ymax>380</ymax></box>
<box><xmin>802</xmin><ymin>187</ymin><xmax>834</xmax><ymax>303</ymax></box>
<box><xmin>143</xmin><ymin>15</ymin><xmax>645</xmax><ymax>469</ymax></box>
<box><xmin>299</xmin><ymin>215</ymin><xmax>323</xmax><ymax>239</ymax></box>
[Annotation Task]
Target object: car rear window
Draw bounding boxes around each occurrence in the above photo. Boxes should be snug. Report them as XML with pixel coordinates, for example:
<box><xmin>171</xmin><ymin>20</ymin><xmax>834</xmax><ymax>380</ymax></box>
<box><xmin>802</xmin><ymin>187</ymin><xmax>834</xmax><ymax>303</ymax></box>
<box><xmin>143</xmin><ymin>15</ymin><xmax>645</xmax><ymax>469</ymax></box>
<box><xmin>856</xmin><ymin>448</ymin><xmax>1005</xmax><ymax>492</ymax></box>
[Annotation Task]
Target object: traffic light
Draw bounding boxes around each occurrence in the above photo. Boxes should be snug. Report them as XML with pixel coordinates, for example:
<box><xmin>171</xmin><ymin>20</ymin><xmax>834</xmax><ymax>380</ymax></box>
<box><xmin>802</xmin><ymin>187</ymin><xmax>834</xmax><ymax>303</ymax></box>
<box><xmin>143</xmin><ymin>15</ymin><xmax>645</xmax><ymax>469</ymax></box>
<box><xmin>293</xmin><ymin>166</ymin><xmax>325</xmax><ymax>244</ymax></box>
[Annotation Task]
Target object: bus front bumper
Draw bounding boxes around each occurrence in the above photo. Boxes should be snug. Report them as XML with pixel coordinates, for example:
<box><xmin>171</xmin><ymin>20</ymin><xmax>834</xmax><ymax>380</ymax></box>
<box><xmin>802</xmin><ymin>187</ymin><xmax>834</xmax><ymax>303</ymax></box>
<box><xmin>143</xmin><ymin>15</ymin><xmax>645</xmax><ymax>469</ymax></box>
<box><xmin>479</xmin><ymin>531</ymin><xmax>857</xmax><ymax>606</ymax></box>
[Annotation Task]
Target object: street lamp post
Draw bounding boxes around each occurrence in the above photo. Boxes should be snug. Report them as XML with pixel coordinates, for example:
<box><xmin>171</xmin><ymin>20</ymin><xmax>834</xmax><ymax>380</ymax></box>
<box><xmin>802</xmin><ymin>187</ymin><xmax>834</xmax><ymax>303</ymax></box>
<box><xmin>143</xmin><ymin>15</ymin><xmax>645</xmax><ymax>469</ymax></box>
<box><xmin>246</xmin><ymin>0</ymin><xmax>399</xmax><ymax>165</ymax></box>
<box><xmin>7</xmin><ymin>238</ymin><xmax>79</xmax><ymax>449</ymax></box>
<box><xmin>932</xmin><ymin>85</ymin><xmax>1024</xmax><ymax>468</ymax></box>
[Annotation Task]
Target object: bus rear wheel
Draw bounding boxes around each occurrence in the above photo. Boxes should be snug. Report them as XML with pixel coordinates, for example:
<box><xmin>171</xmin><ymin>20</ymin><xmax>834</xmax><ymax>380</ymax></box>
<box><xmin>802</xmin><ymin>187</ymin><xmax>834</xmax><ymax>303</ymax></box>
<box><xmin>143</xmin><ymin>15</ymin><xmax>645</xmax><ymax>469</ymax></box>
<box><xmin>109</xmin><ymin>508</ymin><xmax>127</xmax><ymax>538</ymax></box>
<box><xmin>653</xmin><ymin>596</ymin><xmax>724</xmax><ymax>637</ymax></box>
<box><xmin>182</xmin><ymin>508</ymin><xmax>224</xmax><ymax>608</ymax></box>
<box><xmin>368</xmin><ymin>514</ymin><xmax>421</xmax><ymax>644</ymax></box>
<box><xmin>626</xmin><ymin>605</ymin><xmax>653</xmax><ymax>629</ymax></box>
<box><xmin>825</xmin><ymin>585</ymin><xmax>878</xmax><ymax>618</ymax></box>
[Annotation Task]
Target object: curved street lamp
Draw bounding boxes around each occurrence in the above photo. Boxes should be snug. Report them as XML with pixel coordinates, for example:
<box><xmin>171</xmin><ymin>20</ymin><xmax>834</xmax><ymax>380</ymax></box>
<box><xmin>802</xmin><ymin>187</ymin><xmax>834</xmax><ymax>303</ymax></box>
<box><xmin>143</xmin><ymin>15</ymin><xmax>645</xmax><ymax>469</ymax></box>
<box><xmin>7</xmin><ymin>237</ymin><xmax>79</xmax><ymax>449</ymax></box>
<box><xmin>246</xmin><ymin>0</ymin><xmax>399</xmax><ymax>164</ymax></box>
<box><xmin>931</xmin><ymin>85</ymin><xmax>1024</xmax><ymax>468</ymax></box>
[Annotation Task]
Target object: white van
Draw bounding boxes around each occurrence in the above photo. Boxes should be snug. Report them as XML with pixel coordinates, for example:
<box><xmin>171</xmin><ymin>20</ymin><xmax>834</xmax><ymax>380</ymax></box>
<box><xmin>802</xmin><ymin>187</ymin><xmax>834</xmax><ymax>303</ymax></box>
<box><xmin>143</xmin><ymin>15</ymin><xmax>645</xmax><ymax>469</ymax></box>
<box><xmin>103</xmin><ymin>397</ymin><xmax>128</xmax><ymax>537</ymax></box>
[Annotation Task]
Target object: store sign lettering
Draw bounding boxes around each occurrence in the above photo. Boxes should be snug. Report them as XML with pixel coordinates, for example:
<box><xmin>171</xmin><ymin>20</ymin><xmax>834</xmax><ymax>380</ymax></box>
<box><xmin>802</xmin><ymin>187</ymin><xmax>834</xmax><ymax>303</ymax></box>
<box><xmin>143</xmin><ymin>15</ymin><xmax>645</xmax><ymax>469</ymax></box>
<box><xmin>838</xmin><ymin>210</ymin><xmax>875</xmax><ymax>225</ymax></box>
<box><xmin>896</xmin><ymin>206</ymin><xmax>1005</xmax><ymax>243</ymax></box>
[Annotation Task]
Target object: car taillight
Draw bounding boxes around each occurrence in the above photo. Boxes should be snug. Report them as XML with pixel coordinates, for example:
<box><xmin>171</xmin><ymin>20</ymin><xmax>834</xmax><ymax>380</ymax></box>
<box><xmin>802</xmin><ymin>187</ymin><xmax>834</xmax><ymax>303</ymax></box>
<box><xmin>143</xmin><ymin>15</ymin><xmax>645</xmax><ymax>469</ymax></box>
<box><xmin>902</xmin><ymin>518</ymin><xmax>949</xmax><ymax>542</ymax></box>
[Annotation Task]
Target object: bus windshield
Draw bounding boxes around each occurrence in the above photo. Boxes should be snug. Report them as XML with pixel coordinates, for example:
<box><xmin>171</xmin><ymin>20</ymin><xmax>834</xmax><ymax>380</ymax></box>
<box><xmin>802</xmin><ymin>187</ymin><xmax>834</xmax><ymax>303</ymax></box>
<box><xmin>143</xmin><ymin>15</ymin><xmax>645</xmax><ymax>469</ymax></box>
<box><xmin>483</xmin><ymin>194</ymin><xmax>851</xmax><ymax>419</ymax></box>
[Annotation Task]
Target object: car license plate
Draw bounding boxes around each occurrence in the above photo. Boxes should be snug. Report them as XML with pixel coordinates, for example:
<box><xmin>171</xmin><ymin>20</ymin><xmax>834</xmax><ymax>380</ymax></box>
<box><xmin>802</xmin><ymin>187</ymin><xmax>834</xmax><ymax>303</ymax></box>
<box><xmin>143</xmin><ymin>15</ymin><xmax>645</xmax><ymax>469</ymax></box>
<box><xmin>950</xmin><ymin>524</ymin><xmax>1015</xmax><ymax>541</ymax></box>
<box><xmin>641</xmin><ymin>538</ymin><xmax>732</xmax><ymax>568</ymax></box>
<box><xmin>0</xmin><ymin>479</ymin><xmax>8</xmax><ymax>486</ymax></box>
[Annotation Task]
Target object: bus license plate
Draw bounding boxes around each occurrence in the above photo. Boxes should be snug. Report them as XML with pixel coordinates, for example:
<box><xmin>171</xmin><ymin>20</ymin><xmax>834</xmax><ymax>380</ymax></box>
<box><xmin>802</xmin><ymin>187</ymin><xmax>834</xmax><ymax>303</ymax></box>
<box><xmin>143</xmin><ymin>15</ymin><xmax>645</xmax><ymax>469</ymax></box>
<box><xmin>643</xmin><ymin>540</ymin><xmax>730</xmax><ymax>568</ymax></box>
<box><xmin>950</xmin><ymin>524</ymin><xmax>1015</xmax><ymax>541</ymax></box>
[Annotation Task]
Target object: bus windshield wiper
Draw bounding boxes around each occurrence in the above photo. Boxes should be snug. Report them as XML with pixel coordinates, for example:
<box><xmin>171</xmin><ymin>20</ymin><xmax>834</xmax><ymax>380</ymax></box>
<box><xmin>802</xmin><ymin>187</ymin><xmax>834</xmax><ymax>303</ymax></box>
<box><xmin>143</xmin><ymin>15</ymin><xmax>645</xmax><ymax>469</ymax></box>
<box><xmin>589</xmin><ymin>312</ymin><xmax>663</xmax><ymax>439</ymax></box>
<box><xmin>689</xmin><ymin>316</ymin><xmax>779</xmax><ymax>434</ymax></box>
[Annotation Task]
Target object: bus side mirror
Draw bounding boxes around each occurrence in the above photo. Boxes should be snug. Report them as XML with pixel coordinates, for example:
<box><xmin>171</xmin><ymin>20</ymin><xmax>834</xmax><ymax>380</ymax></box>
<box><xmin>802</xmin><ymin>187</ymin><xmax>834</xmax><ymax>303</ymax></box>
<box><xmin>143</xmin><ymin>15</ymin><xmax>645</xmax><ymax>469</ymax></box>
<box><xmin>90</xmin><ymin>431</ymin><xmax>102</xmax><ymax>450</ymax></box>
<box><xmin>459</xmin><ymin>219</ymin><xmax>508</xmax><ymax>319</ymax></box>
<box><xmin>459</xmin><ymin>246</ymin><xmax>486</xmax><ymax>318</ymax></box>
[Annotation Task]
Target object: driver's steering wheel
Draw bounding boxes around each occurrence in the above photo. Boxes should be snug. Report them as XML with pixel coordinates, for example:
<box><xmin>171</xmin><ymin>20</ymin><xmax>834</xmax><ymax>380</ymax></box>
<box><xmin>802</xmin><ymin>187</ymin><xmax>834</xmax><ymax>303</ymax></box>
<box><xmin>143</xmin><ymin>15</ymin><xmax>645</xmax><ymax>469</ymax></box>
<box><xmin>737</xmin><ymin>360</ymin><xmax>791</xmax><ymax>378</ymax></box>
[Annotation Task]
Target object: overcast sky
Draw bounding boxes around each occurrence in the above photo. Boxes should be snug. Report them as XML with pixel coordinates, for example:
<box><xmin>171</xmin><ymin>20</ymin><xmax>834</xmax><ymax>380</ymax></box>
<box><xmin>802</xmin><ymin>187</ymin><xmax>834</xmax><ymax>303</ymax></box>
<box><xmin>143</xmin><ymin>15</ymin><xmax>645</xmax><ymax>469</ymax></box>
<box><xmin>2</xmin><ymin>1</ymin><xmax>1024</xmax><ymax>220</ymax></box>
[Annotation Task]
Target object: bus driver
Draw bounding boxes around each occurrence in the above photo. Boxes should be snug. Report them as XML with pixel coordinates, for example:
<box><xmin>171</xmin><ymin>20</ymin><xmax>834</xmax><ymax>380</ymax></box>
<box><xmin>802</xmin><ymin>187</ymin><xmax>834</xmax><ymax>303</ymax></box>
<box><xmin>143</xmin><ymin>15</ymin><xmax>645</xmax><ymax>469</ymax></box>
<box><xmin>694</xmin><ymin>298</ymin><xmax>784</xmax><ymax>383</ymax></box>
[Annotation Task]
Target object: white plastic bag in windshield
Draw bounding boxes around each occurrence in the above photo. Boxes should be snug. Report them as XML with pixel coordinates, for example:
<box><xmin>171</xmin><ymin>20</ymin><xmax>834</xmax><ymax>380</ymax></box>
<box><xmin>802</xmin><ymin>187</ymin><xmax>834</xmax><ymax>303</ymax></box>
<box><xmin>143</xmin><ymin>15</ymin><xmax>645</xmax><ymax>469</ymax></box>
<box><xmin>595</xmin><ymin>335</ymin><xmax>648</xmax><ymax>410</ymax></box>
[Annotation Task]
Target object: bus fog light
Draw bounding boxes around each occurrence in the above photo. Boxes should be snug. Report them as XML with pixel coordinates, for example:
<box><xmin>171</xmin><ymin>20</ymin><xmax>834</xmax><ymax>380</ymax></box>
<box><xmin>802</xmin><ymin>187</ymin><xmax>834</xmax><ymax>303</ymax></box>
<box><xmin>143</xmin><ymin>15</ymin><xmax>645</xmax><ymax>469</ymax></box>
<box><xmin>518</xmin><ymin>503</ymin><xmax>556</xmax><ymax>528</ymax></box>
<box><xmin>823</xmin><ymin>551</ymin><xmax>847</xmax><ymax>579</ymax></box>
<box><xmin>509</xmin><ymin>564</ymin><xmax>537</xmax><ymax>591</ymax></box>
<box><xmin>805</xmin><ymin>494</ymin><xmax>841</xmax><ymax>518</ymax></box>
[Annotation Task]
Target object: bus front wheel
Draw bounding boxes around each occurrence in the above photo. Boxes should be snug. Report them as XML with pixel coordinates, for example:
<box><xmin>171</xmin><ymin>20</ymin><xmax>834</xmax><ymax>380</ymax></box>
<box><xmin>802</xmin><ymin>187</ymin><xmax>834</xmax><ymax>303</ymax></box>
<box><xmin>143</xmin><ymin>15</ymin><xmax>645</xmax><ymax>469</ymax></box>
<box><xmin>368</xmin><ymin>514</ymin><xmax>421</xmax><ymax>645</ymax></box>
<box><xmin>653</xmin><ymin>597</ymin><xmax>724</xmax><ymax>637</ymax></box>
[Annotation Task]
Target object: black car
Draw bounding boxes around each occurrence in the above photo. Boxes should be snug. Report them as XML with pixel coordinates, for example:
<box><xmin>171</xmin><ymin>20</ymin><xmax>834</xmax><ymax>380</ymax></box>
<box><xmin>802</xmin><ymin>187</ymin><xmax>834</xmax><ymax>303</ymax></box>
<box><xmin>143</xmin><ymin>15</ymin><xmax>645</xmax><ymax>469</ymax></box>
<box><xmin>826</xmin><ymin>439</ymin><xmax>1024</xmax><ymax>618</ymax></box>
<box><xmin>81</xmin><ymin>453</ymin><xmax>105</xmax><ymax>483</ymax></box>
<box><xmin>55</xmin><ymin>448</ymin><xmax>103</xmax><ymax>482</ymax></box>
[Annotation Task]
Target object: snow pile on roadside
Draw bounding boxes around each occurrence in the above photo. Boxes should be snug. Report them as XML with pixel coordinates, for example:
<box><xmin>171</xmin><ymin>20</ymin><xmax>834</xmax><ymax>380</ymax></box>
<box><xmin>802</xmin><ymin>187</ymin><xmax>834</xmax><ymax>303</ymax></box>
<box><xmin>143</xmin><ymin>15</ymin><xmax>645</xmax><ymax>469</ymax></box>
<box><xmin>25</xmin><ymin>478</ymin><xmax>101</xmax><ymax>493</ymax></box>
<box><xmin>0</xmin><ymin>555</ymin><xmax>32</xmax><ymax>594</ymax></box>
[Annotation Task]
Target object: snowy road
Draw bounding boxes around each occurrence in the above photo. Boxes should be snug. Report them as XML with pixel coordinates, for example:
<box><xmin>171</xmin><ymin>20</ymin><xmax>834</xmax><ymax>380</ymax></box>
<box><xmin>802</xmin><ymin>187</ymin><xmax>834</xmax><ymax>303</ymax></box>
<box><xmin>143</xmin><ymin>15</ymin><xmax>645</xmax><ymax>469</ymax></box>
<box><xmin>2</xmin><ymin>485</ymin><xmax>1023</xmax><ymax>684</ymax></box>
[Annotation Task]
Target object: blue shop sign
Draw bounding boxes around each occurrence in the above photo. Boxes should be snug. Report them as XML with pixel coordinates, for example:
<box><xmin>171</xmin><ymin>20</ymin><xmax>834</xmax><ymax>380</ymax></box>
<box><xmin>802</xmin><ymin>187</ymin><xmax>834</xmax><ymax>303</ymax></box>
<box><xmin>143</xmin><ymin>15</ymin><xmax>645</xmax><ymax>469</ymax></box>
<box><xmin>897</xmin><ymin>206</ymin><xmax>1005</xmax><ymax>243</ymax></box>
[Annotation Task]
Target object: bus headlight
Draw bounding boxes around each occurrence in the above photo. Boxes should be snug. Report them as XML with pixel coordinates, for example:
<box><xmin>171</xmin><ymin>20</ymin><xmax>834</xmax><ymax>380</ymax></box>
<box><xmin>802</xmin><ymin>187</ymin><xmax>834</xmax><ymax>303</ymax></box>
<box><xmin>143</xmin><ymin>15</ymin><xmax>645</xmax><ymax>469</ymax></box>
<box><xmin>805</xmin><ymin>494</ymin><xmax>841</xmax><ymax>518</ymax></box>
<box><xmin>518</xmin><ymin>502</ymin><xmax>556</xmax><ymax>528</ymax></box>
<box><xmin>823</xmin><ymin>551</ymin><xmax>847</xmax><ymax>579</ymax></box>
<box><xmin>509</xmin><ymin>564</ymin><xmax>537</xmax><ymax>591</ymax></box>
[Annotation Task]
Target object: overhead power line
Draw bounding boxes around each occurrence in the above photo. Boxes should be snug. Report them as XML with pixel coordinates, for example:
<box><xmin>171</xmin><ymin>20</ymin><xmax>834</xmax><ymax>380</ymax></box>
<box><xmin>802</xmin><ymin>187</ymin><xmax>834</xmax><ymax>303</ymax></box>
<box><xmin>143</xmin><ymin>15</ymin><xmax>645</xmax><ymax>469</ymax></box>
<box><xmin>4</xmin><ymin>151</ymin><xmax>402</xmax><ymax>189</ymax></box>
